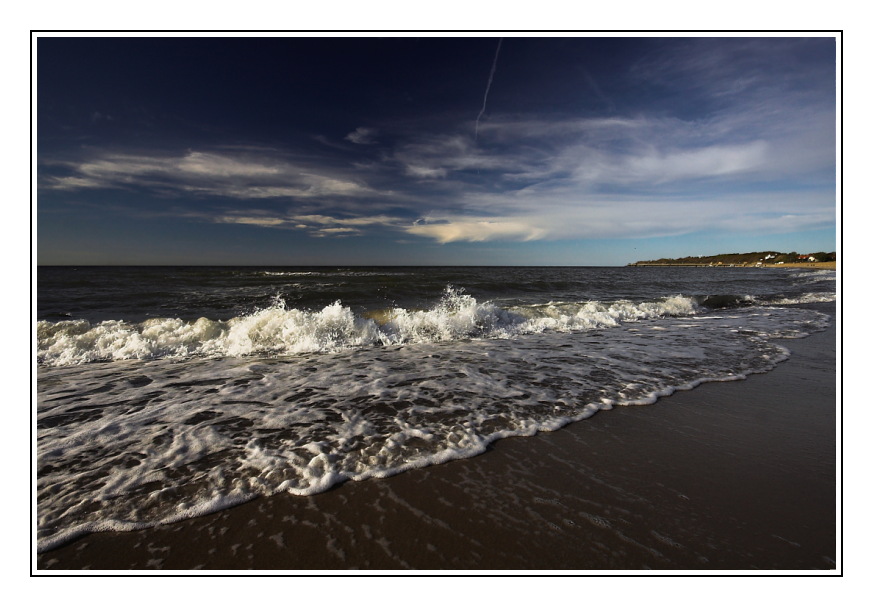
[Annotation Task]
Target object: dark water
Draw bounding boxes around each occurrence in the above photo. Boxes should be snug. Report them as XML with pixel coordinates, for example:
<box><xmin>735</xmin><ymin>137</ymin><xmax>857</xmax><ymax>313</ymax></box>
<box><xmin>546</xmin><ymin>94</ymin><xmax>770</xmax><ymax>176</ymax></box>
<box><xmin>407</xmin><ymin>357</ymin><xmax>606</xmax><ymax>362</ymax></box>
<box><xmin>37</xmin><ymin>265</ymin><xmax>835</xmax><ymax>324</ymax></box>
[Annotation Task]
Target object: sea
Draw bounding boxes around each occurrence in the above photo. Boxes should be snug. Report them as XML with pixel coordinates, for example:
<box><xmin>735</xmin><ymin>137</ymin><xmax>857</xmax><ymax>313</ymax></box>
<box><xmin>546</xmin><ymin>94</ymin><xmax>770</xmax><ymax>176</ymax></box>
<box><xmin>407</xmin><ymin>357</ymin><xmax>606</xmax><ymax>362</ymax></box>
<box><xmin>35</xmin><ymin>265</ymin><xmax>836</xmax><ymax>552</ymax></box>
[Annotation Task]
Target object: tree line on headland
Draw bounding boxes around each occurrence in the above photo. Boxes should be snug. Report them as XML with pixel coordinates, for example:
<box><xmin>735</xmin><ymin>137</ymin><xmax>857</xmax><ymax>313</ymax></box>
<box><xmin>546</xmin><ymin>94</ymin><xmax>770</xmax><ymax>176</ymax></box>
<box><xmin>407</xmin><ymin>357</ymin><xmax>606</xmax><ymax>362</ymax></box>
<box><xmin>630</xmin><ymin>251</ymin><xmax>837</xmax><ymax>267</ymax></box>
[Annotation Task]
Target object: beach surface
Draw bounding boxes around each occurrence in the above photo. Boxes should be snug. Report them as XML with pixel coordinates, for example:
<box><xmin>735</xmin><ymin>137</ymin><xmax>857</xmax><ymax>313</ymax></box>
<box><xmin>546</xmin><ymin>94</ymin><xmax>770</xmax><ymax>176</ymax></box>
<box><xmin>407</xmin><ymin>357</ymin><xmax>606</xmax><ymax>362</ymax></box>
<box><xmin>763</xmin><ymin>262</ymin><xmax>837</xmax><ymax>269</ymax></box>
<box><xmin>632</xmin><ymin>262</ymin><xmax>836</xmax><ymax>269</ymax></box>
<box><xmin>35</xmin><ymin>302</ymin><xmax>837</xmax><ymax>571</ymax></box>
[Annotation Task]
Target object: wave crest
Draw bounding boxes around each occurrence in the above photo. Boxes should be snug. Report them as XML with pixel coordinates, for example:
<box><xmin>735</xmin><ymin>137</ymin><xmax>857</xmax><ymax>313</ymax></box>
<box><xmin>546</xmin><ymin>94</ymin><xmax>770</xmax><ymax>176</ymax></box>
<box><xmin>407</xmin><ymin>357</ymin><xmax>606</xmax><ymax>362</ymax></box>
<box><xmin>36</xmin><ymin>287</ymin><xmax>702</xmax><ymax>367</ymax></box>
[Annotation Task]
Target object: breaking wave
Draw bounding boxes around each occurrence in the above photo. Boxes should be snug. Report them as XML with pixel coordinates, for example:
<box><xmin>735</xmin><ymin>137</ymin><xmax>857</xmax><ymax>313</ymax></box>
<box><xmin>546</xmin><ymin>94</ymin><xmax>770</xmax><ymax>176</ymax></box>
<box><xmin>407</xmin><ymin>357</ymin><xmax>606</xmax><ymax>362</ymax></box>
<box><xmin>37</xmin><ymin>287</ymin><xmax>702</xmax><ymax>367</ymax></box>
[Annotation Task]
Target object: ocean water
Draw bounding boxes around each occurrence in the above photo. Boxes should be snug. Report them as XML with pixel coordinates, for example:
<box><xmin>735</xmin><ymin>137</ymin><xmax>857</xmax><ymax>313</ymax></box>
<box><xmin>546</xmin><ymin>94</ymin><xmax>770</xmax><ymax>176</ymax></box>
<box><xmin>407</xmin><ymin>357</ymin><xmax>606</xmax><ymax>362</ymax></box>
<box><xmin>35</xmin><ymin>266</ymin><xmax>836</xmax><ymax>552</ymax></box>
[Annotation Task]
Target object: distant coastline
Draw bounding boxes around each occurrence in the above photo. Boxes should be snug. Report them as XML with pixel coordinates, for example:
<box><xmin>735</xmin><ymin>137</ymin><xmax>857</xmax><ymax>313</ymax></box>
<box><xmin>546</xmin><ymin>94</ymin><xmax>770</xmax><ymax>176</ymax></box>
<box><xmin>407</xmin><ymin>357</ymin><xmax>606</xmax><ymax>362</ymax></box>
<box><xmin>632</xmin><ymin>261</ymin><xmax>836</xmax><ymax>269</ymax></box>
<box><xmin>629</xmin><ymin>251</ymin><xmax>836</xmax><ymax>270</ymax></box>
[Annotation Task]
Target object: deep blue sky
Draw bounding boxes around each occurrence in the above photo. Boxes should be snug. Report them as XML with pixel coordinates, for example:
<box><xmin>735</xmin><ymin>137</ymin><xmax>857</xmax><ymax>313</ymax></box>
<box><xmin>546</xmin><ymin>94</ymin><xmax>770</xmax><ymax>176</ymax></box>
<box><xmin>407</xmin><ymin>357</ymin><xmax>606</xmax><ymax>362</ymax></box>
<box><xmin>37</xmin><ymin>35</ymin><xmax>838</xmax><ymax>265</ymax></box>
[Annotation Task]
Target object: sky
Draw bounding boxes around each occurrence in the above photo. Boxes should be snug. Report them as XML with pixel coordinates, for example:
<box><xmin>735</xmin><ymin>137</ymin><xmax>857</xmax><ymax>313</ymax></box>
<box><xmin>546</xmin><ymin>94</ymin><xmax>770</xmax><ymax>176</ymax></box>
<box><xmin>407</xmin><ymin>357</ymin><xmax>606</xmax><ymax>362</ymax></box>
<box><xmin>36</xmin><ymin>34</ymin><xmax>838</xmax><ymax>266</ymax></box>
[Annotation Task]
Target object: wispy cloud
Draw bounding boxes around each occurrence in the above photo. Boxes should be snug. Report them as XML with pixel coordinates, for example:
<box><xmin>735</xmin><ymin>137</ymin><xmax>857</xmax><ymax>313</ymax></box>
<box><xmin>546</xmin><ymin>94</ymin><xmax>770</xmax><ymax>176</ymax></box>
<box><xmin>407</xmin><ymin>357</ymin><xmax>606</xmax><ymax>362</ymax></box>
<box><xmin>568</xmin><ymin>140</ymin><xmax>773</xmax><ymax>186</ymax></box>
<box><xmin>42</xmin><ymin>149</ymin><xmax>380</xmax><ymax>201</ymax></box>
<box><xmin>407</xmin><ymin>217</ymin><xmax>546</xmax><ymax>243</ymax></box>
<box><xmin>345</xmin><ymin>127</ymin><xmax>379</xmax><ymax>145</ymax></box>
<box><xmin>288</xmin><ymin>213</ymin><xmax>407</xmax><ymax>237</ymax></box>
<box><xmin>213</xmin><ymin>210</ymin><xmax>409</xmax><ymax>238</ymax></box>
<box><xmin>216</xmin><ymin>214</ymin><xmax>288</xmax><ymax>227</ymax></box>
<box><xmin>392</xmin><ymin>133</ymin><xmax>532</xmax><ymax>180</ymax></box>
<box><xmin>408</xmin><ymin>188</ymin><xmax>833</xmax><ymax>244</ymax></box>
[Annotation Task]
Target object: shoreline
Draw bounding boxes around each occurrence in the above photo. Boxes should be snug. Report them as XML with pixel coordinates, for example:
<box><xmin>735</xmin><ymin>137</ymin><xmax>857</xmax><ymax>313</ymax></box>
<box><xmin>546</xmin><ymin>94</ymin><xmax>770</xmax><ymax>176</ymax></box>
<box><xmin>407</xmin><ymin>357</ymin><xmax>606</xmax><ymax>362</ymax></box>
<box><xmin>631</xmin><ymin>262</ymin><xmax>836</xmax><ymax>269</ymax></box>
<box><xmin>35</xmin><ymin>302</ymin><xmax>837</xmax><ymax>571</ymax></box>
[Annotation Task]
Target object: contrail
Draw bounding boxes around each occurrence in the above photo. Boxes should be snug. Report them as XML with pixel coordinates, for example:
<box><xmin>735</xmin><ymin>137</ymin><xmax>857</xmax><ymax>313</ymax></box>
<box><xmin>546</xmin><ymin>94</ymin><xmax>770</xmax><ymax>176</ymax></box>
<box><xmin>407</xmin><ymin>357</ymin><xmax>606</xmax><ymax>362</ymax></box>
<box><xmin>475</xmin><ymin>38</ymin><xmax>503</xmax><ymax>142</ymax></box>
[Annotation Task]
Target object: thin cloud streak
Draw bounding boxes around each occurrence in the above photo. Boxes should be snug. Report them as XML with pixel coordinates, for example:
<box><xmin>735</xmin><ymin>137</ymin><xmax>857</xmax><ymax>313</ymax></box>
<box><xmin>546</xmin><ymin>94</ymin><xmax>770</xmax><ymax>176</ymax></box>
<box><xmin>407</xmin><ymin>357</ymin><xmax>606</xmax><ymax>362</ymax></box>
<box><xmin>213</xmin><ymin>210</ymin><xmax>411</xmax><ymax>239</ymax></box>
<box><xmin>475</xmin><ymin>37</ymin><xmax>503</xmax><ymax>141</ymax></box>
<box><xmin>42</xmin><ymin>149</ymin><xmax>382</xmax><ymax>201</ymax></box>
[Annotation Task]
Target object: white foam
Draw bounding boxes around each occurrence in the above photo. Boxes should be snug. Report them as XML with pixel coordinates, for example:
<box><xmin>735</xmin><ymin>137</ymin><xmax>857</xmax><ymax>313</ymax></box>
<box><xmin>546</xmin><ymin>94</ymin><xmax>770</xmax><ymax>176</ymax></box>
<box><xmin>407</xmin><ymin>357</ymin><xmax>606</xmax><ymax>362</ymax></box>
<box><xmin>223</xmin><ymin>301</ymin><xmax>381</xmax><ymax>356</ymax></box>
<box><xmin>771</xmin><ymin>292</ymin><xmax>837</xmax><ymax>305</ymax></box>
<box><xmin>36</xmin><ymin>288</ymin><xmax>703</xmax><ymax>367</ymax></box>
<box><xmin>380</xmin><ymin>287</ymin><xmax>527</xmax><ymax>343</ymax></box>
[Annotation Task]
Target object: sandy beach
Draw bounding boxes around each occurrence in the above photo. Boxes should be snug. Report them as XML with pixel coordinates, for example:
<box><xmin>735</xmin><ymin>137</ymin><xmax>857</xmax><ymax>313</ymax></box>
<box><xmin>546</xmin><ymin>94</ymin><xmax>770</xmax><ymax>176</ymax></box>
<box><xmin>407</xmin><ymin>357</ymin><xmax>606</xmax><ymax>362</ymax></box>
<box><xmin>35</xmin><ymin>302</ymin><xmax>837</xmax><ymax>571</ymax></box>
<box><xmin>632</xmin><ymin>262</ymin><xmax>837</xmax><ymax>269</ymax></box>
<box><xmin>761</xmin><ymin>262</ymin><xmax>837</xmax><ymax>269</ymax></box>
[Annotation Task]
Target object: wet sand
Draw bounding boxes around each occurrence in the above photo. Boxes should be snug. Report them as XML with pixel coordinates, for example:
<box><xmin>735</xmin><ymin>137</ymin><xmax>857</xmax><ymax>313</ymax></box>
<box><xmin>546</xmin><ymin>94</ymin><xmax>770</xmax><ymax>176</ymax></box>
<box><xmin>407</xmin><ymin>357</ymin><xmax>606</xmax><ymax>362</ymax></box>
<box><xmin>35</xmin><ymin>303</ymin><xmax>837</xmax><ymax>571</ymax></box>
